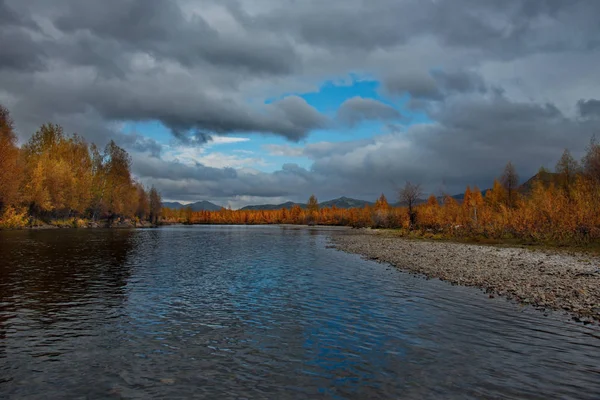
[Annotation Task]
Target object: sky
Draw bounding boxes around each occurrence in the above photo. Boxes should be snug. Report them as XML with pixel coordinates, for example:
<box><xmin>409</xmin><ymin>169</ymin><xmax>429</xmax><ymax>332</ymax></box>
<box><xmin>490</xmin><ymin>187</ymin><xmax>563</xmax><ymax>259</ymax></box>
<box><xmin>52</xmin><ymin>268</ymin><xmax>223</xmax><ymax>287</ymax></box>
<box><xmin>1</xmin><ymin>0</ymin><xmax>600</xmax><ymax>208</ymax></box>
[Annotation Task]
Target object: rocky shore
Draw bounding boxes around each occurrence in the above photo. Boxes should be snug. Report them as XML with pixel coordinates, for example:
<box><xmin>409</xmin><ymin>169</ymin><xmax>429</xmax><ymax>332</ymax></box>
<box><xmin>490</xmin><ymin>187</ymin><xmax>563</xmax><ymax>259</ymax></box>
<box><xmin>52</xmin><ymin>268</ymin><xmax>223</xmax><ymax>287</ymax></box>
<box><xmin>332</xmin><ymin>230</ymin><xmax>600</xmax><ymax>323</ymax></box>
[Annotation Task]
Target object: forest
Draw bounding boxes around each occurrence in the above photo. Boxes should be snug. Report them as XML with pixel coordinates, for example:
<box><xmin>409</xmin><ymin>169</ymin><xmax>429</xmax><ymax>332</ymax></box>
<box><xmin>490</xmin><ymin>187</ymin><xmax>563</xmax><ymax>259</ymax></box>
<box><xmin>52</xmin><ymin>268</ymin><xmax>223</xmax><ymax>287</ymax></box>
<box><xmin>0</xmin><ymin>105</ymin><xmax>161</xmax><ymax>229</ymax></box>
<box><xmin>163</xmin><ymin>140</ymin><xmax>600</xmax><ymax>246</ymax></box>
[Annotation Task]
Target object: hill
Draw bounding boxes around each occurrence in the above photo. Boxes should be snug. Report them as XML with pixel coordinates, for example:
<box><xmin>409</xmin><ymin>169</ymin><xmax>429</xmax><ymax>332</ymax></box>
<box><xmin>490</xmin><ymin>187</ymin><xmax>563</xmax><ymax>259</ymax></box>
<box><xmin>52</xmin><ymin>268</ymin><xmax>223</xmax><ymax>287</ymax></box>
<box><xmin>519</xmin><ymin>171</ymin><xmax>560</xmax><ymax>194</ymax></box>
<box><xmin>240</xmin><ymin>201</ymin><xmax>306</xmax><ymax>211</ymax></box>
<box><xmin>319</xmin><ymin>197</ymin><xmax>374</xmax><ymax>209</ymax></box>
<box><xmin>241</xmin><ymin>197</ymin><xmax>374</xmax><ymax>211</ymax></box>
<box><xmin>162</xmin><ymin>200</ymin><xmax>222</xmax><ymax>211</ymax></box>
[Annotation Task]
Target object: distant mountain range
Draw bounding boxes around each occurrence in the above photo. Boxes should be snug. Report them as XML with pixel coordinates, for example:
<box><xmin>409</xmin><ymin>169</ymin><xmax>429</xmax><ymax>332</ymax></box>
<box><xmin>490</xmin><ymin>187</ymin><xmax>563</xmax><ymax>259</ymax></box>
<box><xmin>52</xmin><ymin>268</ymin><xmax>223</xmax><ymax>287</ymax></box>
<box><xmin>161</xmin><ymin>200</ymin><xmax>222</xmax><ymax>211</ymax></box>
<box><xmin>162</xmin><ymin>197</ymin><xmax>376</xmax><ymax>211</ymax></box>
<box><xmin>240</xmin><ymin>196</ymin><xmax>375</xmax><ymax>211</ymax></box>
<box><xmin>240</xmin><ymin>201</ymin><xmax>305</xmax><ymax>211</ymax></box>
<box><xmin>163</xmin><ymin>176</ymin><xmax>546</xmax><ymax>211</ymax></box>
<box><xmin>162</xmin><ymin>194</ymin><xmax>476</xmax><ymax>211</ymax></box>
<box><xmin>319</xmin><ymin>196</ymin><xmax>374</xmax><ymax>209</ymax></box>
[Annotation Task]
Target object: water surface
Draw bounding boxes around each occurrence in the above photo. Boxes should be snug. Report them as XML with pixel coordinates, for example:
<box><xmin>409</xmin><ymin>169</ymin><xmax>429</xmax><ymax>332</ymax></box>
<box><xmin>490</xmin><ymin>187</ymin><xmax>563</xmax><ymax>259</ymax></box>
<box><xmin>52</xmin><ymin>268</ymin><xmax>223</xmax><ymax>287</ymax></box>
<box><xmin>1</xmin><ymin>226</ymin><xmax>599</xmax><ymax>399</ymax></box>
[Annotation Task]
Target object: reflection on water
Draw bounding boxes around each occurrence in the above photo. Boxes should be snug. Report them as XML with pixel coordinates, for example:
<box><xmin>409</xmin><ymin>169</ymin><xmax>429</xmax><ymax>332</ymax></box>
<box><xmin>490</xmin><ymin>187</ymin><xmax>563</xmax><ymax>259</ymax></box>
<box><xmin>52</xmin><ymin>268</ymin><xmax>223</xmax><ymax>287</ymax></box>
<box><xmin>0</xmin><ymin>226</ymin><xmax>599</xmax><ymax>399</ymax></box>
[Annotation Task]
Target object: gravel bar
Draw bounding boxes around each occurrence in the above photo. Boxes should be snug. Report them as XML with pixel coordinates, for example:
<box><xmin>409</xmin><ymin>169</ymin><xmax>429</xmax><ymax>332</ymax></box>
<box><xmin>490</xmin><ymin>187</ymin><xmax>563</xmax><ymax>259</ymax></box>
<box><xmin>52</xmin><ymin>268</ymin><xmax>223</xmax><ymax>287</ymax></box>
<box><xmin>331</xmin><ymin>230</ymin><xmax>600</xmax><ymax>323</ymax></box>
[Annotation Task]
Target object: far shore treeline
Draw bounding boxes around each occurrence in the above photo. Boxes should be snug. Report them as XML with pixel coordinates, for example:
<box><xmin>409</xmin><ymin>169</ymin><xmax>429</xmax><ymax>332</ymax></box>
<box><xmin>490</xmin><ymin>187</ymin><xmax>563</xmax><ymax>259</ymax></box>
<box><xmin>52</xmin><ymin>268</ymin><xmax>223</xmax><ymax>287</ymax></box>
<box><xmin>163</xmin><ymin>140</ymin><xmax>600</xmax><ymax>246</ymax></box>
<box><xmin>0</xmin><ymin>105</ymin><xmax>161</xmax><ymax>228</ymax></box>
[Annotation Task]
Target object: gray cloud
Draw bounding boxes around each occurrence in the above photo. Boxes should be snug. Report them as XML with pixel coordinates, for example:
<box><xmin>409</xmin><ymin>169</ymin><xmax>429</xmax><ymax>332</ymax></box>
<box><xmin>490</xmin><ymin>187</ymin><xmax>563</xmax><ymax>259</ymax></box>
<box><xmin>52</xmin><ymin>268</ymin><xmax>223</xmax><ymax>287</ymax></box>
<box><xmin>133</xmin><ymin>155</ymin><xmax>323</xmax><ymax>201</ymax></box>
<box><xmin>0</xmin><ymin>0</ymin><xmax>315</xmax><ymax>142</ymax></box>
<box><xmin>383</xmin><ymin>70</ymin><xmax>487</xmax><ymax>100</ymax></box>
<box><xmin>53</xmin><ymin>0</ymin><xmax>299</xmax><ymax>75</ymax></box>
<box><xmin>239</xmin><ymin>94</ymin><xmax>596</xmax><ymax>203</ymax></box>
<box><xmin>383</xmin><ymin>71</ymin><xmax>441</xmax><ymax>100</ymax></box>
<box><xmin>337</xmin><ymin>97</ymin><xmax>402</xmax><ymax>126</ymax></box>
<box><xmin>578</xmin><ymin>99</ymin><xmax>600</xmax><ymax>118</ymax></box>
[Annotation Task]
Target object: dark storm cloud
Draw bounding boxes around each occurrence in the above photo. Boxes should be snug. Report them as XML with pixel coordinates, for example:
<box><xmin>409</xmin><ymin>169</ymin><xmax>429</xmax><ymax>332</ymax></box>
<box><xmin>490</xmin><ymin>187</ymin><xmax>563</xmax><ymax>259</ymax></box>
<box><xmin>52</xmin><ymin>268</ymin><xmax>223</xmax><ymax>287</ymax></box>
<box><xmin>431</xmin><ymin>70</ymin><xmax>487</xmax><ymax>95</ymax></box>
<box><xmin>0</xmin><ymin>0</ymin><xmax>311</xmax><ymax>142</ymax></box>
<box><xmin>383</xmin><ymin>71</ymin><xmax>441</xmax><ymax>100</ymax></box>
<box><xmin>337</xmin><ymin>97</ymin><xmax>402</xmax><ymax>126</ymax></box>
<box><xmin>133</xmin><ymin>156</ymin><xmax>321</xmax><ymax>200</ymax></box>
<box><xmin>250</xmin><ymin>0</ymin><xmax>600</xmax><ymax>56</ymax></box>
<box><xmin>383</xmin><ymin>70</ymin><xmax>487</xmax><ymax>100</ymax></box>
<box><xmin>1</xmin><ymin>0</ymin><xmax>599</xmax><ymax>204</ymax></box>
<box><xmin>577</xmin><ymin>99</ymin><xmax>600</xmax><ymax>118</ymax></box>
<box><xmin>0</xmin><ymin>1</ymin><xmax>44</xmax><ymax>72</ymax></box>
<box><xmin>0</xmin><ymin>29</ymin><xmax>46</xmax><ymax>71</ymax></box>
<box><xmin>133</xmin><ymin>156</ymin><xmax>238</xmax><ymax>182</ymax></box>
<box><xmin>53</xmin><ymin>0</ymin><xmax>298</xmax><ymax>75</ymax></box>
<box><xmin>308</xmin><ymin>94</ymin><xmax>596</xmax><ymax>198</ymax></box>
<box><xmin>115</xmin><ymin>132</ymin><xmax>163</xmax><ymax>158</ymax></box>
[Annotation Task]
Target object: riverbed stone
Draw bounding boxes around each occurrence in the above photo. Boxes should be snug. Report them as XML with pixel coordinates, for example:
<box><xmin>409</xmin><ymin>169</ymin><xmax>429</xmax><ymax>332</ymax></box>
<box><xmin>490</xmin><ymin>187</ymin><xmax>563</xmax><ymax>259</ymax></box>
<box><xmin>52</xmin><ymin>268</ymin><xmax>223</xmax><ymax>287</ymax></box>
<box><xmin>332</xmin><ymin>230</ymin><xmax>600</xmax><ymax>324</ymax></box>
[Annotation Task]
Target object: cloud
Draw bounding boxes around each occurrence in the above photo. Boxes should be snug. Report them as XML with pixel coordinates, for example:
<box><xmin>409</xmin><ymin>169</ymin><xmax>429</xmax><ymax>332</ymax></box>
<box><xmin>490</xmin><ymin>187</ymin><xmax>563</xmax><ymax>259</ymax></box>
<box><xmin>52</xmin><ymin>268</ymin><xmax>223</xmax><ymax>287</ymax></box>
<box><xmin>263</xmin><ymin>144</ymin><xmax>304</xmax><ymax>157</ymax></box>
<box><xmin>210</xmin><ymin>136</ymin><xmax>250</xmax><ymax>145</ymax></box>
<box><xmin>577</xmin><ymin>99</ymin><xmax>600</xmax><ymax>118</ymax></box>
<box><xmin>161</xmin><ymin>143</ymin><xmax>266</xmax><ymax>169</ymax></box>
<box><xmin>337</xmin><ymin>97</ymin><xmax>401</xmax><ymax>126</ymax></box>
<box><xmin>383</xmin><ymin>69</ymin><xmax>487</xmax><ymax>99</ymax></box>
<box><xmin>136</xmin><ymin>93</ymin><xmax>597</xmax><ymax>205</ymax></box>
<box><xmin>2</xmin><ymin>0</ymin><xmax>600</xmax><ymax>205</ymax></box>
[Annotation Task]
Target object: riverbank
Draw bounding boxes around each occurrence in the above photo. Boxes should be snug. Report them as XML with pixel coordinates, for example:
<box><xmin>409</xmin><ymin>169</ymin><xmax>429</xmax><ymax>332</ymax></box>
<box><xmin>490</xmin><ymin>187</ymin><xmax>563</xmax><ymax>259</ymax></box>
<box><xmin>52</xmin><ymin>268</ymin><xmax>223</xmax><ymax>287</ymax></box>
<box><xmin>331</xmin><ymin>229</ymin><xmax>600</xmax><ymax>323</ymax></box>
<box><xmin>0</xmin><ymin>219</ymin><xmax>157</xmax><ymax>230</ymax></box>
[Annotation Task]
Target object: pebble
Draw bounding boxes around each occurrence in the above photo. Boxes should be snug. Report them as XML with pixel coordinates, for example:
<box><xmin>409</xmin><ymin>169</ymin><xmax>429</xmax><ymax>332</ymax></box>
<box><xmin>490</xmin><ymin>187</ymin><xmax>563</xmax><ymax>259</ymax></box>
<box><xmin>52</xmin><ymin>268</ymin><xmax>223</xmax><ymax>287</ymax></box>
<box><xmin>332</xmin><ymin>230</ymin><xmax>600</xmax><ymax>324</ymax></box>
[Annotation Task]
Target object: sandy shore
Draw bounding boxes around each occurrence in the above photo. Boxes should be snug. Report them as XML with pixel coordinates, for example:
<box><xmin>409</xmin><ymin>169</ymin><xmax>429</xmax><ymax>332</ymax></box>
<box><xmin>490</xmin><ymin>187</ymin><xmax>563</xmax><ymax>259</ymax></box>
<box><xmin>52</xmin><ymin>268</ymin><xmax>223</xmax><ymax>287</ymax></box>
<box><xmin>332</xmin><ymin>230</ymin><xmax>600</xmax><ymax>323</ymax></box>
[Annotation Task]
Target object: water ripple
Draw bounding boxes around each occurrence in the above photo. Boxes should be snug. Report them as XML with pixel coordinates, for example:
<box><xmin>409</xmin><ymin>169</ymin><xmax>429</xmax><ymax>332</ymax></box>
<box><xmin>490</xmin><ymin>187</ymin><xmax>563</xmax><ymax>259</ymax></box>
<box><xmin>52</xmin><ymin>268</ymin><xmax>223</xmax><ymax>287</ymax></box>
<box><xmin>1</xmin><ymin>226</ymin><xmax>599</xmax><ymax>399</ymax></box>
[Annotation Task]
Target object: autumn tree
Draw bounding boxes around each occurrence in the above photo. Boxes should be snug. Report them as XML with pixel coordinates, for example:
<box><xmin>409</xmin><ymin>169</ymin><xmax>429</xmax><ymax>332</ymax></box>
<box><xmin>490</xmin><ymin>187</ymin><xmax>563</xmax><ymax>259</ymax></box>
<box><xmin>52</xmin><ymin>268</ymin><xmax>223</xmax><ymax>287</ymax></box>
<box><xmin>149</xmin><ymin>186</ymin><xmax>162</xmax><ymax>225</ymax></box>
<box><xmin>103</xmin><ymin>140</ymin><xmax>134</xmax><ymax>221</ymax></box>
<box><xmin>399</xmin><ymin>181</ymin><xmax>422</xmax><ymax>228</ymax></box>
<box><xmin>555</xmin><ymin>148</ymin><xmax>580</xmax><ymax>193</ymax></box>
<box><xmin>21</xmin><ymin>124</ymin><xmax>65</xmax><ymax>216</ymax></box>
<box><xmin>307</xmin><ymin>194</ymin><xmax>319</xmax><ymax>212</ymax></box>
<box><xmin>306</xmin><ymin>194</ymin><xmax>319</xmax><ymax>225</ymax></box>
<box><xmin>135</xmin><ymin>182</ymin><xmax>150</xmax><ymax>221</ymax></box>
<box><xmin>470</xmin><ymin>186</ymin><xmax>484</xmax><ymax>224</ymax></box>
<box><xmin>485</xmin><ymin>179</ymin><xmax>506</xmax><ymax>211</ymax></box>
<box><xmin>373</xmin><ymin>193</ymin><xmax>391</xmax><ymax>227</ymax></box>
<box><xmin>62</xmin><ymin>134</ymin><xmax>93</xmax><ymax>215</ymax></box>
<box><xmin>0</xmin><ymin>105</ymin><xmax>21</xmax><ymax>212</ymax></box>
<box><xmin>582</xmin><ymin>136</ymin><xmax>600</xmax><ymax>183</ymax></box>
<box><xmin>374</xmin><ymin>193</ymin><xmax>390</xmax><ymax>210</ymax></box>
<box><xmin>500</xmin><ymin>162</ymin><xmax>519</xmax><ymax>208</ymax></box>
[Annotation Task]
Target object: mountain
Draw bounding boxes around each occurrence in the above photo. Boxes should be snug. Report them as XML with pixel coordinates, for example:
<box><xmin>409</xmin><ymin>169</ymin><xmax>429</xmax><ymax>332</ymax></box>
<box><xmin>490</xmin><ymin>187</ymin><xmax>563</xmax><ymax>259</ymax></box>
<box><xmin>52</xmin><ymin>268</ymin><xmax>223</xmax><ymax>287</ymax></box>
<box><xmin>162</xmin><ymin>201</ymin><xmax>185</xmax><ymax>210</ymax></box>
<box><xmin>448</xmin><ymin>189</ymin><xmax>491</xmax><ymax>202</ymax></box>
<box><xmin>162</xmin><ymin>200</ymin><xmax>222</xmax><ymax>211</ymax></box>
<box><xmin>164</xmin><ymin>188</ymin><xmax>506</xmax><ymax>212</ymax></box>
<box><xmin>319</xmin><ymin>196</ymin><xmax>374</xmax><ymax>209</ymax></box>
<box><xmin>240</xmin><ymin>201</ymin><xmax>305</xmax><ymax>211</ymax></box>
<box><xmin>240</xmin><ymin>197</ymin><xmax>374</xmax><ymax>211</ymax></box>
<box><xmin>519</xmin><ymin>171</ymin><xmax>560</xmax><ymax>194</ymax></box>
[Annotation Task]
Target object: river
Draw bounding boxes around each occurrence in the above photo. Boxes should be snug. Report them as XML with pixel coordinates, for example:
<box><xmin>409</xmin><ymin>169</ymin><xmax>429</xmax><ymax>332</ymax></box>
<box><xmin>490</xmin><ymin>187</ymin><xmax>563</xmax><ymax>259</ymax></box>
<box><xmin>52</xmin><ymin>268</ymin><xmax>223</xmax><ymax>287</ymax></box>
<box><xmin>1</xmin><ymin>226</ymin><xmax>599</xmax><ymax>399</ymax></box>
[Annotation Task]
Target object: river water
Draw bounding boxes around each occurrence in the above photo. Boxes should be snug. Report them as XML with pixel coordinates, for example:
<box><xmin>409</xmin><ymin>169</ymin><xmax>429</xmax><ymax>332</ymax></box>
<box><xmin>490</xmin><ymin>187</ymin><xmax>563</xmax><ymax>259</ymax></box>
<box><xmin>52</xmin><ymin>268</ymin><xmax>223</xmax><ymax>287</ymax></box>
<box><xmin>0</xmin><ymin>226</ymin><xmax>599</xmax><ymax>399</ymax></box>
